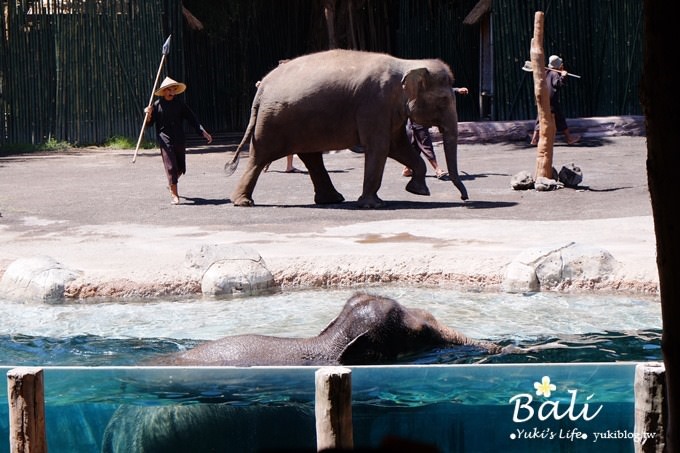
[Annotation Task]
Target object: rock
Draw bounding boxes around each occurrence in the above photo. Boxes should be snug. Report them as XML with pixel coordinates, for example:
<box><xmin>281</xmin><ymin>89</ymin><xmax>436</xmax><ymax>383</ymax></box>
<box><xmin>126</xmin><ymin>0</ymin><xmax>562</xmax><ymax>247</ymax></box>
<box><xmin>502</xmin><ymin>242</ymin><xmax>620</xmax><ymax>292</ymax></box>
<box><xmin>503</xmin><ymin>260</ymin><xmax>540</xmax><ymax>293</ymax></box>
<box><xmin>184</xmin><ymin>244</ymin><xmax>275</xmax><ymax>297</ymax></box>
<box><xmin>534</xmin><ymin>176</ymin><xmax>563</xmax><ymax>191</ymax></box>
<box><xmin>511</xmin><ymin>171</ymin><xmax>534</xmax><ymax>190</ymax></box>
<box><xmin>558</xmin><ymin>163</ymin><xmax>583</xmax><ymax>188</ymax></box>
<box><xmin>0</xmin><ymin>256</ymin><xmax>81</xmax><ymax>304</ymax></box>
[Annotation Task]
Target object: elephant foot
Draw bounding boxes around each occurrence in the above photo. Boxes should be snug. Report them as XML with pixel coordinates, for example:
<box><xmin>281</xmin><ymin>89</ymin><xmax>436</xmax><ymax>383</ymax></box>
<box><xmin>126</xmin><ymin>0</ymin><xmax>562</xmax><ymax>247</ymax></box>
<box><xmin>314</xmin><ymin>190</ymin><xmax>345</xmax><ymax>204</ymax></box>
<box><xmin>232</xmin><ymin>194</ymin><xmax>254</xmax><ymax>207</ymax></box>
<box><xmin>357</xmin><ymin>194</ymin><xmax>385</xmax><ymax>209</ymax></box>
<box><xmin>405</xmin><ymin>179</ymin><xmax>430</xmax><ymax>196</ymax></box>
<box><xmin>451</xmin><ymin>178</ymin><xmax>469</xmax><ymax>200</ymax></box>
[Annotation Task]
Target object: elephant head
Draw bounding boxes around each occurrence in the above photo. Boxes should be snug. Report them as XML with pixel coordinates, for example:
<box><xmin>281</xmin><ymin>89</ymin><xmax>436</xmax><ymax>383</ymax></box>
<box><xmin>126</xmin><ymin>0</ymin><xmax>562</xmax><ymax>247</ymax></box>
<box><xmin>401</xmin><ymin>65</ymin><xmax>469</xmax><ymax>200</ymax></box>
<box><xmin>154</xmin><ymin>293</ymin><xmax>499</xmax><ymax>367</ymax></box>
<box><xmin>228</xmin><ymin>49</ymin><xmax>469</xmax><ymax>208</ymax></box>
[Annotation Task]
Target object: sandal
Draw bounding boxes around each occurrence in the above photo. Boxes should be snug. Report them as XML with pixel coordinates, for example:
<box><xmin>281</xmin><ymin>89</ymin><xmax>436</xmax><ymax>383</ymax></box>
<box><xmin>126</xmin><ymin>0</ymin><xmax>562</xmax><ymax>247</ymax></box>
<box><xmin>285</xmin><ymin>167</ymin><xmax>303</xmax><ymax>173</ymax></box>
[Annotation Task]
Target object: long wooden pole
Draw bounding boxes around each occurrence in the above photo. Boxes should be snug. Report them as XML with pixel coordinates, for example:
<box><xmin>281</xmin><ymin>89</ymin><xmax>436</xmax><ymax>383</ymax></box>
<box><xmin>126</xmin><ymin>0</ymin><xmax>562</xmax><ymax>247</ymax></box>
<box><xmin>132</xmin><ymin>35</ymin><xmax>171</xmax><ymax>163</ymax></box>
<box><xmin>530</xmin><ymin>12</ymin><xmax>555</xmax><ymax>179</ymax></box>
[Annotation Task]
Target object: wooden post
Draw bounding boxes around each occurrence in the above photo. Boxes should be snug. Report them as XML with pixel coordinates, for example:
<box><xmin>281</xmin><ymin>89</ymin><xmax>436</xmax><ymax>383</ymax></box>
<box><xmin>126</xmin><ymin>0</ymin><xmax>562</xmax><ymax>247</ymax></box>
<box><xmin>530</xmin><ymin>11</ymin><xmax>556</xmax><ymax>179</ymax></box>
<box><xmin>7</xmin><ymin>367</ymin><xmax>47</xmax><ymax>453</ymax></box>
<box><xmin>315</xmin><ymin>366</ymin><xmax>353</xmax><ymax>451</ymax></box>
<box><xmin>634</xmin><ymin>362</ymin><xmax>666</xmax><ymax>452</ymax></box>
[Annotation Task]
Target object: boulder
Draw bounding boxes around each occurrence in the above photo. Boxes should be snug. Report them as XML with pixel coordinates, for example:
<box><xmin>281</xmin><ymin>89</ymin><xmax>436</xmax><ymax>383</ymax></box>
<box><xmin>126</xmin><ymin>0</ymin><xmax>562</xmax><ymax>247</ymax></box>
<box><xmin>184</xmin><ymin>244</ymin><xmax>275</xmax><ymax>297</ymax></box>
<box><xmin>0</xmin><ymin>256</ymin><xmax>81</xmax><ymax>304</ymax></box>
<box><xmin>502</xmin><ymin>242</ymin><xmax>620</xmax><ymax>293</ymax></box>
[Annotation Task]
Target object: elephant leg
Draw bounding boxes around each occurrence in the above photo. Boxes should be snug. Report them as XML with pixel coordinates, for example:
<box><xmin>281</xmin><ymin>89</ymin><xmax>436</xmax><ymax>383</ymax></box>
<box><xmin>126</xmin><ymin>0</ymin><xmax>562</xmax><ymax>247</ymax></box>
<box><xmin>357</xmin><ymin>145</ymin><xmax>389</xmax><ymax>208</ymax></box>
<box><xmin>231</xmin><ymin>153</ymin><xmax>267</xmax><ymax>207</ymax></box>
<box><xmin>296</xmin><ymin>152</ymin><xmax>344</xmax><ymax>204</ymax></box>
<box><xmin>388</xmin><ymin>132</ymin><xmax>430</xmax><ymax>197</ymax></box>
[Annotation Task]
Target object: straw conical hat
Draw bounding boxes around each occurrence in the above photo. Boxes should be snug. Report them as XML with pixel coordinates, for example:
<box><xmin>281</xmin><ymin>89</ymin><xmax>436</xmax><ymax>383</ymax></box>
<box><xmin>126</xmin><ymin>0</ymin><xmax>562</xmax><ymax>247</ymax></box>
<box><xmin>154</xmin><ymin>77</ymin><xmax>187</xmax><ymax>96</ymax></box>
<box><xmin>548</xmin><ymin>55</ymin><xmax>563</xmax><ymax>69</ymax></box>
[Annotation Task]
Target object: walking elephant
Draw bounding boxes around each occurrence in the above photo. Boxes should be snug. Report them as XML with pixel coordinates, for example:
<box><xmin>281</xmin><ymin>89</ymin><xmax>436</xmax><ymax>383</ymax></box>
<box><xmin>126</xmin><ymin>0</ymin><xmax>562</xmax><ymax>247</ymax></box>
<box><xmin>227</xmin><ymin>49</ymin><xmax>469</xmax><ymax>208</ymax></box>
<box><xmin>154</xmin><ymin>292</ymin><xmax>500</xmax><ymax>366</ymax></box>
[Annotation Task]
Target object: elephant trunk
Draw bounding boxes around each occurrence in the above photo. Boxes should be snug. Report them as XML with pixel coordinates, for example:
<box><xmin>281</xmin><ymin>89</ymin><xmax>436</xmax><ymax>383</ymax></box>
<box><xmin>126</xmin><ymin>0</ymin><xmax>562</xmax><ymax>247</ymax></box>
<box><xmin>438</xmin><ymin>324</ymin><xmax>501</xmax><ymax>354</ymax></box>
<box><xmin>440</xmin><ymin>126</ymin><xmax>469</xmax><ymax>201</ymax></box>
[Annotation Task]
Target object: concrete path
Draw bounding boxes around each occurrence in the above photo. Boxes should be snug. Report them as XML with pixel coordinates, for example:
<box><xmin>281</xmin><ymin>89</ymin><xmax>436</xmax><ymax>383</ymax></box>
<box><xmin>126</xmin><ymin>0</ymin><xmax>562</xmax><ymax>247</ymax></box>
<box><xmin>0</xmin><ymin>118</ymin><xmax>657</xmax><ymax>300</ymax></box>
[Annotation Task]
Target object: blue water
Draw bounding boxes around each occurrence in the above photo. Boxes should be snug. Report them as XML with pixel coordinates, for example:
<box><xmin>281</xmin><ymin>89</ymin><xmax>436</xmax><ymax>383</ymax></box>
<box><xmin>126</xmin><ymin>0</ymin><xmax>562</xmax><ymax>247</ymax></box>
<box><xmin>0</xmin><ymin>364</ymin><xmax>653</xmax><ymax>452</ymax></box>
<box><xmin>0</xmin><ymin>287</ymin><xmax>663</xmax><ymax>452</ymax></box>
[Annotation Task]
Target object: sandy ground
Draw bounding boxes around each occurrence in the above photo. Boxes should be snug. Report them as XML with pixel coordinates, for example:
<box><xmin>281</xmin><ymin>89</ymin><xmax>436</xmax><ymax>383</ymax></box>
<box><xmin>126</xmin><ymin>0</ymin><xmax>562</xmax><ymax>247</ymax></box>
<box><xmin>0</xmin><ymin>122</ymin><xmax>658</xmax><ymax>299</ymax></box>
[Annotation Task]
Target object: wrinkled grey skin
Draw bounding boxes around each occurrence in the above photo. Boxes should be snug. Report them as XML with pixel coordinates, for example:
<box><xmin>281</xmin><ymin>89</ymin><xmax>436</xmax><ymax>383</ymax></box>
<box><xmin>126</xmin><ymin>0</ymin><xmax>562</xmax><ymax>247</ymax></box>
<box><xmin>101</xmin><ymin>294</ymin><xmax>498</xmax><ymax>452</ymax></box>
<box><xmin>102</xmin><ymin>405</ymin><xmax>315</xmax><ymax>453</ymax></box>
<box><xmin>231</xmin><ymin>49</ymin><xmax>469</xmax><ymax>208</ymax></box>
<box><xmin>155</xmin><ymin>293</ymin><xmax>500</xmax><ymax>367</ymax></box>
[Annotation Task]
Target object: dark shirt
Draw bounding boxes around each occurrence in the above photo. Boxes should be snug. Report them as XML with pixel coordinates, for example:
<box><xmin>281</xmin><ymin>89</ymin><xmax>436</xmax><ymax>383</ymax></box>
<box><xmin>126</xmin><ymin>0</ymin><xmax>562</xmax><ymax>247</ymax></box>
<box><xmin>546</xmin><ymin>70</ymin><xmax>566</xmax><ymax>113</ymax></box>
<box><xmin>147</xmin><ymin>98</ymin><xmax>203</xmax><ymax>147</ymax></box>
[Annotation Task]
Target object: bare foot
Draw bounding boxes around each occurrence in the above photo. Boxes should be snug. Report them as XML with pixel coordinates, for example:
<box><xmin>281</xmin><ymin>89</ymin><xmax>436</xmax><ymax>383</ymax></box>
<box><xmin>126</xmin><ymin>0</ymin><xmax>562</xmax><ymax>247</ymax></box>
<box><xmin>567</xmin><ymin>135</ymin><xmax>581</xmax><ymax>145</ymax></box>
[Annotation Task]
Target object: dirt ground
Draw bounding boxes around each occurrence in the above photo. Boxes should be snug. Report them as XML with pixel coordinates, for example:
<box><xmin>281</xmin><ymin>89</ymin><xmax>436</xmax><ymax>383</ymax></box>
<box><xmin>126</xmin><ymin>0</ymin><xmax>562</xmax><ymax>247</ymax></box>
<box><xmin>0</xmin><ymin>121</ymin><xmax>658</xmax><ymax>299</ymax></box>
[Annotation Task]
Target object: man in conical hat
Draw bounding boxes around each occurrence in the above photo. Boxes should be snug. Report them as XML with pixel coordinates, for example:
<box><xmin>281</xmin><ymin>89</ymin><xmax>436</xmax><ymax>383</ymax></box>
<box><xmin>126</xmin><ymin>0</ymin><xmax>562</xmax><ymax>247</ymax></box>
<box><xmin>144</xmin><ymin>77</ymin><xmax>212</xmax><ymax>204</ymax></box>
<box><xmin>530</xmin><ymin>55</ymin><xmax>580</xmax><ymax>146</ymax></box>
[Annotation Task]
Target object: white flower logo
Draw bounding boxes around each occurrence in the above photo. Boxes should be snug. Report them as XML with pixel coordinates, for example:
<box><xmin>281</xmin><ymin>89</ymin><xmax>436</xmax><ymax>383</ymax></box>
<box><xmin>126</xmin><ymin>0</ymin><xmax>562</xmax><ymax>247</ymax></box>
<box><xmin>534</xmin><ymin>376</ymin><xmax>557</xmax><ymax>398</ymax></box>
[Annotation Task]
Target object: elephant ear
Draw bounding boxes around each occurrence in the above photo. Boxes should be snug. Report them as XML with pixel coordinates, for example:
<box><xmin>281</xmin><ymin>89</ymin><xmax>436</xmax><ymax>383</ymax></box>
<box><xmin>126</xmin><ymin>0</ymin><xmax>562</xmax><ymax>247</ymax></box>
<box><xmin>401</xmin><ymin>68</ymin><xmax>430</xmax><ymax>103</ymax></box>
<box><xmin>337</xmin><ymin>331</ymin><xmax>389</xmax><ymax>365</ymax></box>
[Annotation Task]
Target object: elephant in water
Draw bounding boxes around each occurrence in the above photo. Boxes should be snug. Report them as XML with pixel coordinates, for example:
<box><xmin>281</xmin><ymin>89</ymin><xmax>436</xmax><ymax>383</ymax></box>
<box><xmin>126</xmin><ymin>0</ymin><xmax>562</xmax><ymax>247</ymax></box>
<box><xmin>102</xmin><ymin>294</ymin><xmax>499</xmax><ymax>452</ymax></box>
<box><xmin>154</xmin><ymin>292</ymin><xmax>500</xmax><ymax>367</ymax></box>
<box><xmin>227</xmin><ymin>49</ymin><xmax>469</xmax><ymax>208</ymax></box>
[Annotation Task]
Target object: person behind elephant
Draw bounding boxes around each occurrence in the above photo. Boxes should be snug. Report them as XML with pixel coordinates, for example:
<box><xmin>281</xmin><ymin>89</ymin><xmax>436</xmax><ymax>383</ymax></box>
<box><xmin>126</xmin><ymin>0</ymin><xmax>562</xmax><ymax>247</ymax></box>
<box><xmin>144</xmin><ymin>77</ymin><xmax>212</xmax><ymax>204</ymax></box>
<box><xmin>263</xmin><ymin>154</ymin><xmax>303</xmax><ymax>173</ymax></box>
<box><xmin>402</xmin><ymin>87</ymin><xmax>469</xmax><ymax>180</ymax></box>
<box><xmin>530</xmin><ymin>55</ymin><xmax>580</xmax><ymax>146</ymax></box>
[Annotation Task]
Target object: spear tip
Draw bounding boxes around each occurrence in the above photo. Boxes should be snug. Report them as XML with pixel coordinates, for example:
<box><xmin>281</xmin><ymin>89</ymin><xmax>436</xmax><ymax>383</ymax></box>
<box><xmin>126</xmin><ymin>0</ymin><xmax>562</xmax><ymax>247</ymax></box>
<box><xmin>162</xmin><ymin>35</ymin><xmax>172</xmax><ymax>55</ymax></box>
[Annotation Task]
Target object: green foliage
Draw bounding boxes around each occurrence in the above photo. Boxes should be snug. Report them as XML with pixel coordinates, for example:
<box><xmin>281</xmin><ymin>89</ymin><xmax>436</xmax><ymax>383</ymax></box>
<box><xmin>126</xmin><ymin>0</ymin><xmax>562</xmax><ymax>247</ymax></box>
<box><xmin>103</xmin><ymin>135</ymin><xmax>154</xmax><ymax>149</ymax></box>
<box><xmin>40</xmin><ymin>137</ymin><xmax>71</xmax><ymax>151</ymax></box>
<box><xmin>0</xmin><ymin>138</ymin><xmax>72</xmax><ymax>154</ymax></box>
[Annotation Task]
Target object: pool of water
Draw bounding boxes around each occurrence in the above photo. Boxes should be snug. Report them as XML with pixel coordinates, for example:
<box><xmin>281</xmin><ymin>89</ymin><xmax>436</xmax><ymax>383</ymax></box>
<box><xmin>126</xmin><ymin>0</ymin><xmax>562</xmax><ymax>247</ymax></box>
<box><xmin>0</xmin><ymin>287</ymin><xmax>663</xmax><ymax>452</ymax></box>
<box><xmin>0</xmin><ymin>286</ymin><xmax>662</xmax><ymax>366</ymax></box>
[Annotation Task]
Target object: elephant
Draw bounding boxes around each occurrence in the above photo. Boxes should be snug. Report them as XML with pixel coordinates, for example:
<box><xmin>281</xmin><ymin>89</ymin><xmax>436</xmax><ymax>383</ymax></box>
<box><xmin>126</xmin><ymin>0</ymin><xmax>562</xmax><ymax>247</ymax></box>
<box><xmin>101</xmin><ymin>293</ymin><xmax>498</xmax><ymax>452</ymax></box>
<box><xmin>227</xmin><ymin>49</ymin><xmax>469</xmax><ymax>208</ymax></box>
<box><xmin>154</xmin><ymin>292</ymin><xmax>500</xmax><ymax>367</ymax></box>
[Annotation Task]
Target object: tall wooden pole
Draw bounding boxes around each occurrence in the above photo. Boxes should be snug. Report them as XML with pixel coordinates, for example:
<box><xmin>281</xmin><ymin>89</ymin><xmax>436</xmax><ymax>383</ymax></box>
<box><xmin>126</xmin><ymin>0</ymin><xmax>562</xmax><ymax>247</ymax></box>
<box><xmin>132</xmin><ymin>35</ymin><xmax>171</xmax><ymax>163</ymax></box>
<box><xmin>530</xmin><ymin>11</ymin><xmax>555</xmax><ymax>179</ymax></box>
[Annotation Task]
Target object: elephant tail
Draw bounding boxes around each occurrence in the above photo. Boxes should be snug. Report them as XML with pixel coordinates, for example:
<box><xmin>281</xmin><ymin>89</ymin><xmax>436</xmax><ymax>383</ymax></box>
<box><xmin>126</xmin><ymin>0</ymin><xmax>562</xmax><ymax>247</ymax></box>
<box><xmin>224</xmin><ymin>84</ymin><xmax>263</xmax><ymax>176</ymax></box>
